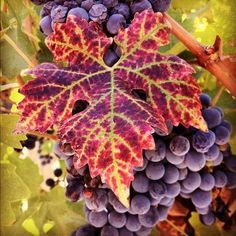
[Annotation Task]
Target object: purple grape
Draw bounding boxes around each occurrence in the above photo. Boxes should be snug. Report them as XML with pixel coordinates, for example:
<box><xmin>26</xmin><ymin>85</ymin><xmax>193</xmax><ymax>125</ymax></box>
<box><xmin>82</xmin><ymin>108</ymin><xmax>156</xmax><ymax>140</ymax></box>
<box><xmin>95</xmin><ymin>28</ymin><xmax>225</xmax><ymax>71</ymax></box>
<box><xmin>199</xmin><ymin>172</ymin><xmax>215</xmax><ymax>191</ymax></box>
<box><xmin>102</xmin><ymin>0</ymin><xmax>118</xmax><ymax>8</ymax></box>
<box><xmin>195</xmin><ymin>206</ymin><xmax>210</xmax><ymax>215</ymax></box>
<box><xmin>162</xmin><ymin>164</ymin><xmax>179</xmax><ymax>184</ymax></box>
<box><xmin>85</xmin><ymin>189</ymin><xmax>108</xmax><ymax>211</ymax></box>
<box><xmin>138</xmin><ymin>206</ymin><xmax>159</xmax><ymax>227</ymax></box>
<box><xmin>202</xmin><ymin>108</ymin><xmax>222</xmax><ymax>129</ymax></box>
<box><xmin>134</xmin><ymin>156</ymin><xmax>148</xmax><ymax>171</ymax></box>
<box><xmin>145</xmin><ymin>162</ymin><xmax>165</xmax><ymax>180</ymax></box>
<box><xmin>40</xmin><ymin>15</ymin><xmax>53</xmax><ymax>35</ymax></box>
<box><xmin>119</xmin><ymin>227</ymin><xmax>133</xmax><ymax>236</ymax></box>
<box><xmin>214</xmin><ymin>126</ymin><xmax>231</xmax><ymax>145</ymax></box>
<box><xmin>51</xmin><ymin>5</ymin><xmax>68</xmax><ymax>23</ymax></box>
<box><xmin>132</xmin><ymin>172</ymin><xmax>149</xmax><ymax>193</ymax></box>
<box><xmin>192</xmin><ymin>130</ymin><xmax>216</xmax><ymax>153</ymax></box>
<box><xmin>200</xmin><ymin>211</ymin><xmax>216</xmax><ymax>226</ymax></box>
<box><xmin>212</xmin><ymin>152</ymin><xmax>223</xmax><ymax>166</ymax></box>
<box><xmin>191</xmin><ymin>189</ymin><xmax>212</xmax><ymax>208</ymax></box>
<box><xmin>103</xmin><ymin>48</ymin><xmax>120</xmax><ymax>66</ymax></box>
<box><xmin>63</xmin><ymin>1</ymin><xmax>80</xmax><ymax>9</ymax></box>
<box><xmin>65</xmin><ymin>182</ymin><xmax>84</xmax><ymax>202</ymax></box>
<box><xmin>130</xmin><ymin>0</ymin><xmax>152</xmax><ymax>14</ymax></box>
<box><xmin>106</xmin><ymin>14</ymin><xmax>126</xmax><ymax>35</ymax></box>
<box><xmin>108</xmin><ymin>191</ymin><xmax>128</xmax><ymax>213</ymax></box>
<box><xmin>185</xmin><ymin>150</ymin><xmax>206</xmax><ymax>171</ymax></box>
<box><xmin>176</xmin><ymin>161</ymin><xmax>187</xmax><ymax>169</ymax></box>
<box><xmin>101</xmin><ymin>225</ymin><xmax>119</xmax><ymax>236</ymax></box>
<box><xmin>220</xmin><ymin>120</ymin><xmax>232</xmax><ymax>133</ymax></box>
<box><xmin>81</xmin><ymin>0</ymin><xmax>95</xmax><ymax>11</ymax></box>
<box><xmin>67</xmin><ymin>7</ymin><xmax>89</xmax><ymax>21</ymax></box>
<box><xmin>212</xmin><ymin>106</ymin><xmax>224</xmax><ymax>119</ymax></box>
<box><xmin>166</xmin><ymin>182</ymin><xmax>181</xmax><ymax>197</ymax></box>
<box><xmin>182</xmin><ymin>171</ymin><xmax>201</xmax><ymax>191</ymax></box>
<box><xmin>88</xmin><ymin>211</ymin><xmax>107</xmax><ymax>227</ymax></box>
<box><xmin>166</xmin><ymin>149</ymin><xmax>185</xmax><ymax>165</ymax></box>
<box><xmin>74</xmin><ymin>224</ymin><xmax>97</xmax><ymax>236</ymax></box>
<box><xmin>204</xmin><ymin>144</ymin><xmax>220</xmax><ymax>161</ymax></box>
<box><xmin>144</xmin><ymin>140</ymin><xmax>166</xmax><ymax>162</ymax></box>
<box><xmin>149</xmin><ymin>0</ymin><xmax>171</xmax><ymax>12</ymax></box>
<box><xmin>125</xmin><ymin>215</ymin><xmax>141</xmax><ymax>232</ymax></box>
<box><xmin>157</xmin><ymin>205</ymin><xmax>169</xmax><ymax>220</ymax></box>
<box><xmin>178</xmin><ymin>168</ymin><xmax>188</xmax><ymax>180</ymax></box>
<box><xmin>159</xmin><ymin>197</ymin><xmax>174</xmax><ymax>207</ymax></box>
<box><xmin>169</xmin><ymin>135</ymin><xmax>190</xmax><ymax>156</ymax></box>
<box><xmin>111</xmin><ymin>3</ymin><xmax>130</xmax><ymax>20</ymax></box>
<box><xmin>89</xmin><ymin>4</ymin><xmax>107</xmax><ymax>23</ymax></box>
<box><xmin>130</xmin><ymin>195</ymin><xmax>150</xmax><ymax>215</ymax></box>
<box><xmin>135</xmin><ymin>226</ymin><xmax>152</xmax><ymax>236</ymax></box>
<box><xmin>199</xmin><ymin>93</ymin><xmax>211</xmax><ymax>108</ymax></box>
<box><xmin>149</xmin><ymin>181</ymin><xmax>167</xmax><ymax>199</ymax></box>
<box><xmin>108</xmin><ymin>211</ymin><xmax>126</xmax><ymax>228</ymax></box>
<box><xmin>213</xmin><ymin>170</ymin><xmax>228</xmax><ymax>187</ymax></box>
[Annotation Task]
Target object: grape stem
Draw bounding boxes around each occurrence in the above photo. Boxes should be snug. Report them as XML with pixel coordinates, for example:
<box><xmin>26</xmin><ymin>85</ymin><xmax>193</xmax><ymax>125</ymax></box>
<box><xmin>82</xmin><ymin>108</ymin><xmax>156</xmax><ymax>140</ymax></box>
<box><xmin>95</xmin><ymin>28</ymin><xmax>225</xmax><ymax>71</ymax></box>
<box><xmin>164</xmin><ymin>13</ymin><xmax>236</xmax><ymax>97</ymax></box>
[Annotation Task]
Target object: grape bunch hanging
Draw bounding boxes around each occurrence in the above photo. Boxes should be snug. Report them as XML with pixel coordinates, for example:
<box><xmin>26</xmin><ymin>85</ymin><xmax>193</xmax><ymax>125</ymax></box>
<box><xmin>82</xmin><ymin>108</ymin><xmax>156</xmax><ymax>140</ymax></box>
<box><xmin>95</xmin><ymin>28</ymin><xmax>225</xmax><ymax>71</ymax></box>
<box><xmin>16</xmin><ymin>0</ymin><xmax>236</xmax><ymax>236</ymax></box>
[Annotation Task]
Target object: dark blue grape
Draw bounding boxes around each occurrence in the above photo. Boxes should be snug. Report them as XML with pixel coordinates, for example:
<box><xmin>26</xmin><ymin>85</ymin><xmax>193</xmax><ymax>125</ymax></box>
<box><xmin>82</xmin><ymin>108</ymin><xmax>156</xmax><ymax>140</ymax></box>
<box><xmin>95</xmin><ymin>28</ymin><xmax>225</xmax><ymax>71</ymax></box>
<box><xmin>191</xmin><ymin>189</ymin><xmax>212</xmax><ymax>208</ymax></box>
<box><xmin>202</xmin><ymin>108</ymin><xmax>222</xmax><ymax>129</ymax></box>
<box><xmin>67</xmin><ymin>7</ymin><xmax>89</xmax><ymax>21</ymax></box>
<box><xmin>169</xmin><ymin>135</ymin><xmax>190</xmax><ymax>156</ymax></box>
<box><xmin>212</xmin><ymin>152</ymin><xmax>223</xmax><ymax>166</ymax></box>
<box><xmin>166</xmin><ymin>182</ymin><xmax>181</xmax><ymax>197</ymax></box>
<box><xmin>182</xmin><ymin>171</ymin><xmax>201</xmax><ymax>191</ymax></box>
<box><xmin>213</xmin><ymin>170</ymin><xmax>227</xmax><ymax>187</ymax></box>
<box><xmin>214</xmin><ymin>125</ymin><xmax>231</xmax><ymax>145</ymax></box>
<box><xmin>185</xmin><ymin>150</ymin><xmax>206</xmax><ymax>171</ymax></box>
<box><xmin>40</xmin><ymin>15</ymin><xmax>53</xmax><ymax>35</ymax></box>
<box><xmin>149</xmin><ymin>180</ymin><xmax>167</xmax><ymax>199</ymax></box>
<box><xmin>162</xmin><ymin>164</ymin><xmax>179</xmax><ymax>184</ymax></box>
<box><xmin>138</xmin><ymin>206</ymin><xmax>159</xmax><ymax>227</ymax></box>
<box><xmin>108</xmin><ymin>211</ymin><xmax>127</xmax><ymax>228</ymax></box>
<box><xmin>199</xmin><ymin>172</ymin><xmax>215</xmax><ymax>191</ymax></box>
<box><xmin>130</xmin><ymin>195</ymin><xmax>150</xmax><ymax>215</ymax></box>
<box><xmin>199</xmin><ymin>93</ymin><xmax>211</xmax><ymax>107</ymax></box>
<box><xmin>220</xmin><ymin>120</ymin><xmax>232</xmax><ymax>133</ymax></box>
<box><xmin>145</xmin><ymin>162</ymin><xmax>165</xmax><ymax>180</ymax></box>
<box><xmin>88</xmin><ymin>211</ymin><xmax>107</xmax><ymax>227</ymax></box>
<box><xmin>125</xmin><ymin>214</ymin><xmax>141</xmax><ymax>232</ymax></box>
<box><xmin>132</xmin><ymin>172</ymin><xmax>149</xmax><ymax>193</ymax></box>
<box><xmin>204</xmin><ymin>144</ymin><xmax>220</xmax><ymax>161</ymax></box>
<box><xmin>130</xmin><ymin>0</ymin><xmax>152</xmax><ymax>14</ymax></box>
<box><xmin>200</xmin><ymin>211</ymin><xmax>216</xmax><ymax>226</ymax></box>
<box><xmin>101</xmin><ymin>225</ymin><xmax>119</xmax><ymax>236</ymax></box>
<box><xmin>106</xmin><ymin>14</ymin><xmax>126</xmax><ymax>34</ymax></box>
<box><xmin>166</xmin><ymin>149</ymin><xmax>185</xmax><ymax>165</ymax></box>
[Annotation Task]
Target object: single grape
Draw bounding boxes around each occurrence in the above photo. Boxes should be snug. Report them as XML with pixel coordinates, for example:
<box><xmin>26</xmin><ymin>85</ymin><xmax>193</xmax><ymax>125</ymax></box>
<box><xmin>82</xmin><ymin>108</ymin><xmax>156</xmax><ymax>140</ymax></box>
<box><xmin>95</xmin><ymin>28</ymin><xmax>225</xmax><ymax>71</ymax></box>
<box><xmin>214</xmin><ymin>126</ymin><xmax>231</xmax><ymax>145</ymax></box>
<box><xmin>40</xmin><ymin>15</ymin><xmax>53</xmax><ymax>35</ymax></box>
<box><xmin>88</xmin><ymin>211</ymin><xmax>107</xmax><ymax>227</ymax></box>
<box><xmin>169</xmin><ymin>135</ymin><xmax>190</xmax><ymax>156</ymax></box>
<box><xmin>119</xmin><ymin>227</ymin><xmax>134</xmax><ymax>236</ymax></box>
<box><xmin>162</xmin><ymin>164</ymin><xmax>179</xmax><ymax>184</ymax></box>
<box><xmin>65</xmin><ymin>183</ymin><xmax>84</xmax><ymax>202</ymax></box>
<box><xmin>204</xmin><ymin>144</ymin><xmax>220</xmax><ymax>161</ymax></box>
<box><xmin>67</xmin><ymin>7</ymin><xmax>89</xmax><ymax>21</ymax></box>
<box><xmin>74</xmin><ymin>224</ymin><xmax>97</xmax><ymax>236</ymax></box>
<box><xmin>199</xmin><ymin>93</ymin><xmax>211</xmax><ymax>108</ymax></box>
<box><xmin>108</xmin><ymin>211</ymin><xmax>127</xmax><ymax>228</ymax></box>
<box><xmin>200</xmin><ymin>211</ymin><xmax>216</xmax><ymax>226</ymax></box>
<box><xmin>130</xmin><ymin>0</ymin><xmax>152</xmax><ymax>14</ymax></box>
<box><xmin>138</xmin><ymin>206</ymin><xmax>159</xmax><ymax>227</ymax></box>
<box><xmin>111</xmin><ymin>3</ymin><xmax>130</xmax><ymax>20</ymax></box>
<box><xmin>108</xmin><ymin>191</ymin><xmax>128</xmax><ymax>213</ymax></box>
<box><xmin>178</xmin><ymin>167</ymin><xmax>188</xmax><ymax>180</ymax></box>
<box><xmin>134</xmin><ymin>156</ymin><xmax>148</xmax><ymax>171</ymax></box>
<box><xmin>125</xmin><ymin>214</ymin><xmax>141</xmax><ymax>232</ymax></box>
<box><xmin>102</xmin><ymin>0</ymin><xmax>118</xmax><ymax>8</ymax></box>
<box><xmin>212</xmin><ymin>106</ymin><xmax>224</xmax><ymax>119</ymax></box>
<box><xmin>220</xmin><ymin>120</ymin><xmax>232</xmax><ymax>133</ymax></box>
<box><xmin>103</xmin><ymin>48</ymin><xmax>120</xmax><ymax>66</ymax></box>
<box><xmin>165</xmin><ymin>149</ymin><xmax>185</xmax><ymax>165</ymax></box>
<box><xmin>135</xmin><ymin>226</ymin><xmax>152</xmax><ymax>236</ymax></box>
<box><xmin>144</xmin><ymin>140</ymin><xmax>166</xmax><ymax>162</ymax></box>
<box><xmin>85</xmin><ymin>189</ymin><xmax>108</xmax><ymax>211</ymax></box>
<box><xmin>202</xmin><ymin>108</ymin><xmax>222</xmax><ymax>129</ymax></box>
<box><xmin>130</xmin><ymin>195</ymin><xmax>150</xmax><ymax>215</ymax></box>
<box><xmin>199</xmin><ymin>172</ymin><xmax>215</xmax><ymax>191</ymax></box>
<box><xmin>166</xmin><ymin>182</ymin><xmax>181</xmax><ymax>198</ymax></box>
<box><xmin>81</xmin><ymin>0</ymin><xmax>95</xmax><ymax>11</ymax></box>
<box><xmin>213</xmin><ymin>170</ymin><xmax>228</xmax><ymax>187</ymax></box>
<box><xmin>101</xmin><ymin>225</ymin><xmax>119</xmax><ymax>236</ymax></box>
<box><xmin>132</xmin><ymin>172</ymin><xmax>149</xmax><ymax>193</ymax></box>
<box><xmin>182</xmin><ymin>171</ymin><xmax>201</xmax><ymax>191</ymax></box>
<box><xmin>159</xmin><ymin>197</ymin><xmax>174</xmax><ymax>207</ymax></box>
<box><xmin>149</xmin><ymin>0</ymin><xmax>171</xmax><ymax>12</ymax></box>
<box><xmin>212</xmin><ymin>152</ymin><xmax>223</xmax><ymax>166</ymax></box>
<box><xmin>185</xmin><ymin>150</ymin><xmax>206</xmax><ymax>171</ymax></box>
<box><xmin>89</xmin><ymin>4</ymin><xmax>107</xmax><ymax>23</ymax></box>
<box><xmin>106</xmin><ymin>14</ymin><xmax>126</xmax><ymax>35</ymax></box>
<box><xmin>195</xmin><ymin>206</ymin><xmax>210</xmax><ymax>215</ymax></box>
<box><xmin>192</xmin><ymin>130</ymin><xmax>216</xmax><ymax>153</ymax></box>
<box><xmin>149</xmin><ymin>180</ymin><xmax>167</xmax><ymax>199</ymax></box>
<box><xmin>149</xmin><ymin>195</ymin><xmax>161</xmax><ymax>206</ymax></box>
<box><xmin>157</xmin><ymin>205</ymin><xmax>169</xmax><ymax>221</ymax></box>
<box><xmin>51</xmin><ymin>5</ymin><xmax>68</xmax><ymax>23</ymax></box>
<box><xmin>191</xmin><ymin>189</ymin><xmax>212</xmax><ymax>208</ymax></box>
<box><xmin>145</xmin><ymin>162</ymin><xmax>165</xmax><ymax>180</ymax></box>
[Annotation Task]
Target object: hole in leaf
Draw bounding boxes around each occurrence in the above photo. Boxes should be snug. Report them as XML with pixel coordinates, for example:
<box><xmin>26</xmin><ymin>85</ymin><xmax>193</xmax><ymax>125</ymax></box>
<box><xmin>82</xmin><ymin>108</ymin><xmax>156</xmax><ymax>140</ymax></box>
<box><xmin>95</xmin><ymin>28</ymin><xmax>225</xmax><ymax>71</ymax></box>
<box><xmin>132</xmin><ymin>89</ymin><xmax>147</xmax><ymax>101</ymax></box>
<box><xmin>72</xmin><ymin>100</ymin><xmax>89</xmax><ymax>115</ymax></box>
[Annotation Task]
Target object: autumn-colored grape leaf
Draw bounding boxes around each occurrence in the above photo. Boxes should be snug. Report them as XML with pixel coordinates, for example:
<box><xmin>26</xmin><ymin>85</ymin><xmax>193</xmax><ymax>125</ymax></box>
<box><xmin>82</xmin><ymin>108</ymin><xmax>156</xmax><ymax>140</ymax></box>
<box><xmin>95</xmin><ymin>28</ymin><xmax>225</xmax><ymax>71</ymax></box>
<box><xmin>16</xmin><ymin>10</ymin><xmax>207</xmax><ymax>206</ymax></box>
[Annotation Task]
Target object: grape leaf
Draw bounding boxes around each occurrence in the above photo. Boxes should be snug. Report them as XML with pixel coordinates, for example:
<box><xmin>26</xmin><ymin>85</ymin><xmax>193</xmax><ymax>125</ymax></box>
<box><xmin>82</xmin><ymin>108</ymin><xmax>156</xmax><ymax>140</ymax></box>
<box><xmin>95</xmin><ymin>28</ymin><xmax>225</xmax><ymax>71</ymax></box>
<box><xmin>16</xmin><ymin>10</ymin><xmax>206</xmax><ymax>206</ymax></box>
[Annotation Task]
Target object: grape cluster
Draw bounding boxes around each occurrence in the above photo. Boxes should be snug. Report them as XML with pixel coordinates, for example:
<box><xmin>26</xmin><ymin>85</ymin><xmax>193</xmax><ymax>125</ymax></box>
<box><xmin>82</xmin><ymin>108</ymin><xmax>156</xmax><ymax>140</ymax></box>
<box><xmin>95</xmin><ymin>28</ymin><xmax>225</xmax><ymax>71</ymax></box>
<box><xmin>31</xmin><ymin>0</ymin><xmax>171</xmax><ymax>36</ymax></box>
<box><xmin>53</xmin><ymin>93</ymin><xmax>236</xmax><ymax>235</ymax></box>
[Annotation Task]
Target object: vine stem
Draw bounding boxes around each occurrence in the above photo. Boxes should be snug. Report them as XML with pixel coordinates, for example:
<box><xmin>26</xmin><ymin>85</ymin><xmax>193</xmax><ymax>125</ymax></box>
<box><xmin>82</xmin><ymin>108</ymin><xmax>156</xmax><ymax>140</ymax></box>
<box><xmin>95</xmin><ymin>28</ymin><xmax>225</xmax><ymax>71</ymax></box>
<box><xmin>164</xmin><ymin>13</ymin><xmax>236</xmax><ymax>97</ymax></box>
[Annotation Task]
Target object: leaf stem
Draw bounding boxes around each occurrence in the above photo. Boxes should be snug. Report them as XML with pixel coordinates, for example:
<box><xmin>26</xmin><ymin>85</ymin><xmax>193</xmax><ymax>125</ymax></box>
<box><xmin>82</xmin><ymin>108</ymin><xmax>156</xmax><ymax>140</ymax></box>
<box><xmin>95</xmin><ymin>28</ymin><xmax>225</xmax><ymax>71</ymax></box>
<box><xmin>2</xmin><ymin>34</ymin><xmax>35</xmax><ymax>68</ymax></box>
<box><xmin>1</xmin><ymin>83</ymin><xmax>19</xmax><ymax>91</ymax></box>
<box><xmin>164</xmin><ymin>13</ymin><xmax>236</xmax><ymax>97</ymax></box>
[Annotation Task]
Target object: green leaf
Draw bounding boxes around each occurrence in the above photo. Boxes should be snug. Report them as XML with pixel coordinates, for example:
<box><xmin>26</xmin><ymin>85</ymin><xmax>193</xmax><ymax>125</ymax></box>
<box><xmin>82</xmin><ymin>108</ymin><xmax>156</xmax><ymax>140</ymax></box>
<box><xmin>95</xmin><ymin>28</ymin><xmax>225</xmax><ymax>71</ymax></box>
<box><xmin>0</xmin><ymin>162</ymin><xmax>31</xmax><ymax>226</ymax></box>
<box><xmin>0</xmin><ymin>114</ymin><xmax>27</xmax><ymax>148</ymax></box>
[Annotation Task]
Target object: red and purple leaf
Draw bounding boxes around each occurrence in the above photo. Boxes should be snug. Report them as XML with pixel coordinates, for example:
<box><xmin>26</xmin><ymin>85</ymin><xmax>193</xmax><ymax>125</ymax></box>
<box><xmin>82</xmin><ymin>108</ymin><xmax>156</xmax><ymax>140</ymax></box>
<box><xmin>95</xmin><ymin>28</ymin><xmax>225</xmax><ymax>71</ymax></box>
<box><xmin>16</xmin><ymin>10</ymin><xmax>206</xmax><ymax>206</ymax></box>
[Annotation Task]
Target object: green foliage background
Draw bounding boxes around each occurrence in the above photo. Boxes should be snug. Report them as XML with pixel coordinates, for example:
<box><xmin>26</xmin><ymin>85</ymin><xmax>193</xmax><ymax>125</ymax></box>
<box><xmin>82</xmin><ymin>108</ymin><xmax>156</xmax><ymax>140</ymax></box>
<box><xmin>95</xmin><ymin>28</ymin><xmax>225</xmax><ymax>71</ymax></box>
<box><xmin>0</xmin><ymin>0</ymin><xmax>236</xmax><ymax>235</ymax></box>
